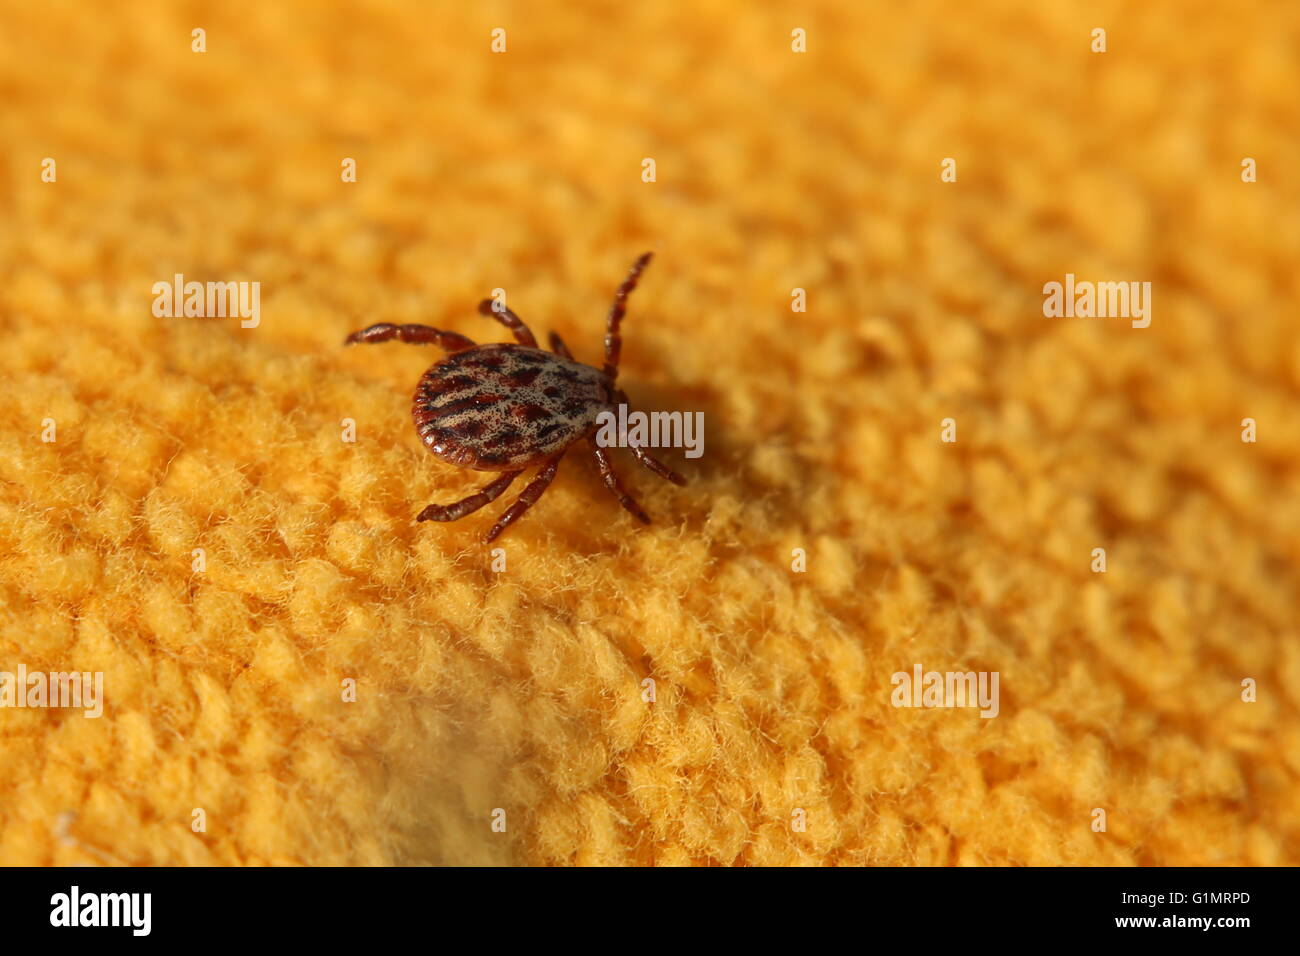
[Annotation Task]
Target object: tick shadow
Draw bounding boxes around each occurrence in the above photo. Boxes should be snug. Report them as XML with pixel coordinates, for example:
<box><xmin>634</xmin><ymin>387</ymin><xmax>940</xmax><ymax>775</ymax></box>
<box><xmin>565</xmin><ymin>375</ymin><xmax>829</xmax><ymax>547</ymax></box>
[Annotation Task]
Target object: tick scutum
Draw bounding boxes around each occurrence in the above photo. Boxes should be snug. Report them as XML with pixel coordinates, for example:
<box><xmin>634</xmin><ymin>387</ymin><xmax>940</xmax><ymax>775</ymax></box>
<box><xmin>412</xmin><ymin>343</ymin><xmax>613</xmax><ymax>470</ymax></box>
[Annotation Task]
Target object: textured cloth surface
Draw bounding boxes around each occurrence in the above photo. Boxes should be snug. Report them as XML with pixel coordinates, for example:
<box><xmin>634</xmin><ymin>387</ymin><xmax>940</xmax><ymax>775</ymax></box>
<box><xmin>1</xmin><ymin>0</ymin><xmax>1298</xmax><ymax>866</ymax></box>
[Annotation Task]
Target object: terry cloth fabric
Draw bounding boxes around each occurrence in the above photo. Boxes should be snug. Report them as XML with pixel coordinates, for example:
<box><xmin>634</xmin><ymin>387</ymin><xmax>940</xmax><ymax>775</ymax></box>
<box><xmin>1</xmin><ymin>0</ymin><xmax>1297</xmax><ymax>866</ymax></box>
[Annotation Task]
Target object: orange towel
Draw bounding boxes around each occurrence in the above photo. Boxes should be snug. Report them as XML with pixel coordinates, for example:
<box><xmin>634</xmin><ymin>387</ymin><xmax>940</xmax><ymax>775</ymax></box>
<box><xmin>1</xmin><ymin>0</ymin><xmax>1296</xmax><ymax>865</ymax></box>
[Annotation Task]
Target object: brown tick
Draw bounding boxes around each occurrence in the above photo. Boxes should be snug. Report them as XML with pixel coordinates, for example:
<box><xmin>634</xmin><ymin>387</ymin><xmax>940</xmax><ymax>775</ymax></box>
<box><xmin>344</xmin><ymin>253</ymin><xmax>686</xmax><ymax>542</ymax></box>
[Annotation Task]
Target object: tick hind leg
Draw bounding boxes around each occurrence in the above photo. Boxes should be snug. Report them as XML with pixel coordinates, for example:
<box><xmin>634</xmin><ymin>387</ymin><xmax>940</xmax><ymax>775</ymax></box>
<box><xmin>484</xmin><ymin>456</ymin><xmax>563</xmax><ymax>542</ymax></box>
<box><xmin>477</xmin><ymin>300</ymin><xmax>539</xmax><ymax>348</ymax></box>
<box><xmin>345</xmin><ymin>323</ymin><xmax>477</xmax><ymax>352</ymax></box>
<box><xmin>590</xmin><ymin>441</ymin><xmax>650</xmax><ymax>524</ymax></box>
<box><xmin>417</xmin><ymin>471</ymin><xmax>523</xmax><ymax>523</ymax></box>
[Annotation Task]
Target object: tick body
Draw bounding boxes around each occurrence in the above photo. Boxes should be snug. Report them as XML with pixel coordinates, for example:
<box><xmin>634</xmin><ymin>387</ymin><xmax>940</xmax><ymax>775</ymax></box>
<box><xmin>344</xmin><ymin>253</ymin><xmax>686</xmax><ymax>542</ymax></box>
<box><xmin>413</xmin><ymin>344</ymin><xmax>611</xmax><ymax>470</ymax></box>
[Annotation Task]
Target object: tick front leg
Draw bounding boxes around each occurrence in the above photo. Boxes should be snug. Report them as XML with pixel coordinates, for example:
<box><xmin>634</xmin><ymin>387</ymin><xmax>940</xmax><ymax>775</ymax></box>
<box><xmin>590</xmin><ymin>441</ymin><xmax>650</xmax><ymax>524</ymax></box>
<box><xmin>483</xmin><ymin>456</ymin><xmax>563</xmax><ymax>542</ymax></box>
<box><xmin>548</xmin><ymin>331</ymin><xmax>574</xmax><ymax>360</ymax></box>
<box><xmin>603</xmin><ymin>252</ymin><xmax>653</xmax><ymax>381</ymax></box>
<box><xmin>630</xmin><ymin>444</ymin><xmax>687</xmax><ymax>486</ymax></box>
<box><xmin>416</xmin><ymin>470</ymin><xmax>523</xmax><ymax>523</ymax></box>
<box><xmin>345</xmin><ymin>323</ymin><xmax>477</xmax><ymax>352</ymax></box>
<box><xmin>476</xmin><ymin>300</ymin><xmax>539</xmax><ymax>348</ymax></box>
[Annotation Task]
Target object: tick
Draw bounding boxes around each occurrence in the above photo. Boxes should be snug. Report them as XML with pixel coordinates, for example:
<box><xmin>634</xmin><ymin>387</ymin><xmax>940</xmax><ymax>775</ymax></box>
<box><xmin>344</xmin><ymin>253</ymin><xmax>687</xmax><ymax>542</ymax></box>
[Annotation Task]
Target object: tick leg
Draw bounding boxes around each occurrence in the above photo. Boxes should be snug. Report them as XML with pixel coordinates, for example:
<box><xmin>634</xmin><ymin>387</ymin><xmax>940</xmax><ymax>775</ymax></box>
<box><xmin>548</xmin><ymin>331</ymin><xmax>574</xmax><ymax>360</ymax></box>
<box><xmin>476</xmin><ymin>300</ymin><xmax>539</xmax><ymax>348</ymax></box>
<box><xmin>590</xmin><ymin>441</ymin><xmax>650</xmax><ymax>524</ymax></box>
<box><xmin>603</xmin><ymin>252</ymin><xmax>653</xmax><ymax>381</ymax></box>
<box><xmin>416</xmin><ymin>470</ymin><xmax>522</xmax><ymax>523</ymax></box>
<box><xmin>630</xmin><ymin>444</ymin><xmax>687</xmax><ymax>486</ymax></box>
<box><xmin>483</xmin><ymin>456</ymin><xmax>563</xmax><ymax>542</ymax></box>
<box><xmin>345</xmin><ymin>323</ymin><xmax>477</xmax><ymax>352</ymax></box>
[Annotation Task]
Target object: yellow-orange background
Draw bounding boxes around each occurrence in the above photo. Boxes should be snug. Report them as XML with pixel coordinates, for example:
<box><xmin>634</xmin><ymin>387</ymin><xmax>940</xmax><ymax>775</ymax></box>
<box><xmin>1</xmin><ymin>0</ymin><xmax>1297</xmax><ymax>865</ymax></box>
